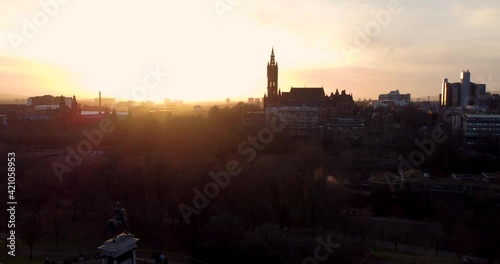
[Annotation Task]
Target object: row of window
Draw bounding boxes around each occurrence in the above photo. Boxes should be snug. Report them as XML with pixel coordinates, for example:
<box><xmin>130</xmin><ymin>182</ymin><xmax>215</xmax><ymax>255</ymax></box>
<box><xmin>288</xmin><ymin>122</ymin><xmax>318</xmax><ymax>128</ymax></box>
<box><xmin>280</xmin><ymin>111</ymin><xmax>318</xmax><ymax>115</ymax></box>
<box><xmin>466</xmin><ymin>123</ymin><xmax>500</xmax><ymax>126</ymax></box>
<box><xmin>467</xmin><ymin>119</ymin><xmax>500</xmax><ymax>122</ymax></box>
<box><xmin>466</xmin><ymin>127</ymin><xmax>500</xmax><ymax>130</ymax></box>
<box><xmin>465</xmin><ymin>132</ymin><xmax>500</xmax><ymax>136</ymax></box>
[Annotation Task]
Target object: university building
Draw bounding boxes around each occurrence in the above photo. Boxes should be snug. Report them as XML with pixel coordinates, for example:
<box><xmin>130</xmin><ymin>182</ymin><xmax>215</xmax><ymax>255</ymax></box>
<box><xmin>248</xmin><ymin>48</ymin><xmax>362</xmax><ymax>137</ymax></box>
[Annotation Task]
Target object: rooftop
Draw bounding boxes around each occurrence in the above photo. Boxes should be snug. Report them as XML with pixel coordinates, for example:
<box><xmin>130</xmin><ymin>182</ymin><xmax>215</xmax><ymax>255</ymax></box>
<box><xmin>289</xmin><ymin>87</ymin><xmax>325</xmax><ymax>98</ymax></box>
<box><xmin>452</xmin><ymin>173</ymin><xmax>487</xmax><ymax>181</ymax></box>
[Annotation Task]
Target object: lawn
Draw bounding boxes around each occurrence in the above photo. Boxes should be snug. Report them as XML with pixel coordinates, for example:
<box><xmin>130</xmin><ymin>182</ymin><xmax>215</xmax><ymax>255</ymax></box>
<box><xmin>0</xmin><ymin>255</ymin><xmax>45</xmax><ymax>263</ymax></box>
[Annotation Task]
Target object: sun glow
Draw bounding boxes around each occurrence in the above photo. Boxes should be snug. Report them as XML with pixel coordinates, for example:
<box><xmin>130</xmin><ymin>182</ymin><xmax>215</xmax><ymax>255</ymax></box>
<box><xmin>0</xmin><ymin>1</ymin><xmax>499</xmax><ymax>101</ymax></box>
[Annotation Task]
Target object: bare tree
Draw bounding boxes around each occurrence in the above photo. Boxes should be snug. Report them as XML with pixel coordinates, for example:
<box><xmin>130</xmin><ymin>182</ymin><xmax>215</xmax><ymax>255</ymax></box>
<box><xmin>47</xmin><ymin>200</ymin><xmax>64</xmax><ymax>250</ymax></box>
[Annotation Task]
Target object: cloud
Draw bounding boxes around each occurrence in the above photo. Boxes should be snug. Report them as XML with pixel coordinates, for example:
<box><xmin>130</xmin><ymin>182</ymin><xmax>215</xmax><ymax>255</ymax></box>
<box><xmin>0</xmin><ymin>54</ymin><xmax>82</xmax><ymax>96</ymax></box>
<box><xmin>0</xmin><ymin>0</ymin><xmax>500</xmax><ymax>101</ymax></box>
<box><xmin>465</xmin><ymin>7</ymin><xmax>500</xmax><ymax>32</ymax></box>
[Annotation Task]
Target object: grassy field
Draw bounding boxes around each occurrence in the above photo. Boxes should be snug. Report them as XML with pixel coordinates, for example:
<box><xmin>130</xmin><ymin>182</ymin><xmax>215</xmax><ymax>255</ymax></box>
<box><xmin>0</xmin><ymin>255</ymin><xmax>45</xmax><ymax>263</ymax></box>
<box><xmin>0</xmin><ymin>208</ymin><xmax>109</xmax><ymax>262</ymax></box>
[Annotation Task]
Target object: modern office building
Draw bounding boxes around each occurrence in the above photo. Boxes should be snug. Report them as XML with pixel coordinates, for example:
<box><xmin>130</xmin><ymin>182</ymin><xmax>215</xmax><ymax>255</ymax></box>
<box><xmin>440</xmin><ymin>70</ymin><xmax>489</xmax><ymax>108</ymax></box>
<box><xmin>460</xmin><ymin>70</ymin><xmax>471</xmax><ymax>107</ymax></box>
<box><xmin>460</xmin><ymin>114</ymin><xmax>500</xmax><ymax>146</ymax></box>
<box><xmin>490</xmin><ymin>94</ymin><xmax>500</xmax><ymax>111</ymax></box>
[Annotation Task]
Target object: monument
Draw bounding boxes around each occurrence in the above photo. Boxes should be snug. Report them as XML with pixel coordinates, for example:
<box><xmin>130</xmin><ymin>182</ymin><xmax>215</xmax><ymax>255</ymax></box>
<box><xmin>107</xmin><ymin>202</ymin><xmax>128</xmax><ymax>240</ymax></box>
<box><xmin>99</xmin><ymin>202</ymin><xmax>139</xmax><ymax>264</ymax></box>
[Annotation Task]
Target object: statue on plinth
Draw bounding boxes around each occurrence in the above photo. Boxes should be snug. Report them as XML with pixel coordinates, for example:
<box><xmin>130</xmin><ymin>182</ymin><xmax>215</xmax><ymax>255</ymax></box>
<box><xmin>106</xmin><ymin>202</ymin><xmax>128</xmax><ymax>242</ymax></box>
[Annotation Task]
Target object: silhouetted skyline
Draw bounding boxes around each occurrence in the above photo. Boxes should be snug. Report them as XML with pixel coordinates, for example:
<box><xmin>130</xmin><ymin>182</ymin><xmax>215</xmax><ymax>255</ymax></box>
<box><xmin>0</xmin><ymin>1</ymin><xmax>499</xmax><ymax>102</ymax></box>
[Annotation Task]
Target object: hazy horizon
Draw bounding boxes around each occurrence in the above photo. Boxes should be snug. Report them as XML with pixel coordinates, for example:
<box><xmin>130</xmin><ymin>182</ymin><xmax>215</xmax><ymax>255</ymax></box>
<box><xmin>1</xmin><ymin>0</ymin><xmax>499</xmax><ymax>102</ymax></box>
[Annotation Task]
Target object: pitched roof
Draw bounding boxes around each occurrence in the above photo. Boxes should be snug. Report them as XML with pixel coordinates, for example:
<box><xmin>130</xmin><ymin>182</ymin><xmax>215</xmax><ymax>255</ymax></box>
<box><xmin>289</xmin><ymin>87</ymin><xmax>325</xmax><ymax>98</ymax></box>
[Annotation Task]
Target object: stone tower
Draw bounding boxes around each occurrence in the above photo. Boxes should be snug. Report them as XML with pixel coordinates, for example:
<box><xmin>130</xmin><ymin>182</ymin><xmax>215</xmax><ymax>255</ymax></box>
<box><xmin>264</xmin><ymin>48</ymin><xmax>278</xmax><ymax>108</ymax></box>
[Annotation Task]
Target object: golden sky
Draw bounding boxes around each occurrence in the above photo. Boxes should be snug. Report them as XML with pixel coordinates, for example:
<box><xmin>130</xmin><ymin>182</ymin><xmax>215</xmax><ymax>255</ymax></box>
<box><xmin>0</xmin><ymin>0</ymin><xmax>499</xmax><ymax>102</ymax></box>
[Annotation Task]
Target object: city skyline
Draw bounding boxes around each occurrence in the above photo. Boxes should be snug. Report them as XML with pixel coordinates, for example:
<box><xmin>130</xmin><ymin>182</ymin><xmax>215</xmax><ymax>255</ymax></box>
<box><xmin>0</xmin><ymin>1</ymin><xmax>500</xmax><ymax>102</ymax></box>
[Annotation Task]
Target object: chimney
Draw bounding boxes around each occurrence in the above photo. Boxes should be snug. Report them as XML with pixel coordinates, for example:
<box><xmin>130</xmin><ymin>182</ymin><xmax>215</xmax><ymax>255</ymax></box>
<box><xmin>99</xmin><ymin>91</ymin><xmax>102</xmax><ymax>114</ymax></box>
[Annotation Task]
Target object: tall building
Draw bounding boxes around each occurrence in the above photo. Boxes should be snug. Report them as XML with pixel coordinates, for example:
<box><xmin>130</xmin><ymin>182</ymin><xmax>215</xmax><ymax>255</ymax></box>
<box><xmin>264</xmin><ymin>48</ymin><xmax>279</xmax><ymax>108</ymax></box>
<box><xmin>441</xmin><ymin>78</ymin><xmax>461</xmax><ymax>107</ymax></box>
<box><xmin>460</xmin><ymin>70</ymin><xmax>471</xmax><ymax>107</ymax></box>
<box><xmin>441</xmin><ymin>70</ymin><xmax>489</xmax><ymax>108</ymax></box>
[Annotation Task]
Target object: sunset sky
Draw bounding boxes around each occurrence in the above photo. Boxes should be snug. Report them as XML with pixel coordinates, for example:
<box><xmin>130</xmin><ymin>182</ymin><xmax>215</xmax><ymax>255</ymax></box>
<box><xmin>0</xmin><ymin>0</ymin><xmax>499</xmax><ymax>102</ymax></box>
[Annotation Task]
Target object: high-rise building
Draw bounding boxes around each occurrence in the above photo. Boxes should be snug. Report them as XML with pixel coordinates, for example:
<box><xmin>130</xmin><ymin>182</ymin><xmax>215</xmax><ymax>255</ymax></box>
<box><xmin>441</xmin><ymin>70</ymin><xmax>489</xmax><ymax>108</ymax></box>
<box><xmin>460</xmin><ymin>70</ymin><xmax>471</xmax><ymax>107</ymax></box>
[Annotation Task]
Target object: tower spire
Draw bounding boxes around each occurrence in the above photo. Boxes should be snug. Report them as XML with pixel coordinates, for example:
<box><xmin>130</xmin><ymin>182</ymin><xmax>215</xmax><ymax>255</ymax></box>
<box><xmin>265</xmin><ymin>47</ymin><xmax>278</xmax><ymax>109</ymax></box>
<box><xmin>270</xmin><ymin>48</ymin><xmax>276</xmax><ymax>65</ymax></box>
